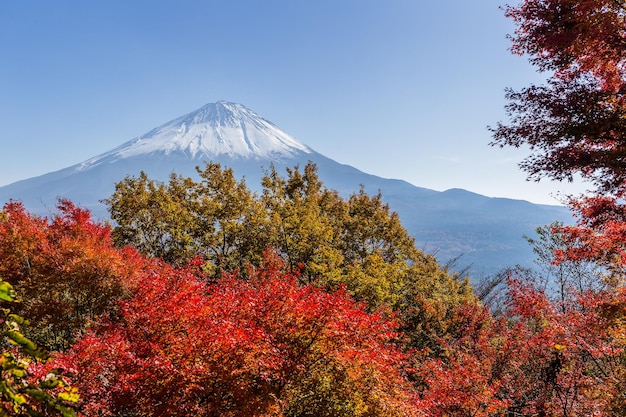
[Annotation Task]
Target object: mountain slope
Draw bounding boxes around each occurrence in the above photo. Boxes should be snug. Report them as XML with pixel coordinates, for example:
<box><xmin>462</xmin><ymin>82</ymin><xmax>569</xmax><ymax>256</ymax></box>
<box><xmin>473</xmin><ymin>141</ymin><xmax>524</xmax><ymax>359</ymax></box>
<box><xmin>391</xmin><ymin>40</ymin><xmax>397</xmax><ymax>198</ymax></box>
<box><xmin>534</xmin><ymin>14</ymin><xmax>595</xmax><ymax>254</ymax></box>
<box><xmin>80</xmin><ymin>101</ymin><xmax>312</xmax><ymax>165</ymax></box>
<box><xmin>0</xmin><ymin>101</ymin><xmax>572</xmax><ymax>275</ymax></box>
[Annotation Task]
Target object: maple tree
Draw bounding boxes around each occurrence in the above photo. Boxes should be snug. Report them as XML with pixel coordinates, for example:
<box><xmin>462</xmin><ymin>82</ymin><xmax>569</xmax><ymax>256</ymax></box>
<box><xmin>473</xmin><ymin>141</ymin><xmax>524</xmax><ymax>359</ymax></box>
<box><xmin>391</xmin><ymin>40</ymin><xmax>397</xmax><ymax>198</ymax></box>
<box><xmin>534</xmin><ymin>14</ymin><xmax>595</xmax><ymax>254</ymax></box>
<box><xmin>0</xmin><ymin>200</ymin><xmax>137</xmax><ymax>351</ymax></box>
<box><xmin>414</xmin><ymin>301</ymin><xmax>509</xmax><ymax>417</ymax></box>
<box><xmin>487</xmin><ymin>2</ymin><xmax>626</xmax><ymax>415</ymax></box>
<box><xmin>491</xmin><ymin>0</ymin><xmax>626</xmax><ymax>195</ymax></box>
<box><xmin>552</xmin><ymin>195</ymin><xmax>626</xmax><ymax>276</ymax></box>
<box><xmin>500</xmin><ymin>279</ymin><xmax>621</xmax><ymax>416</ymax></box>
<box><xmin>415</xmin><ymin>277</ymin><xmax>624</xmax><ymax>417</ymax></box>
<box><xmin>57</xmin><ymin>251</ymin><xmax>418</xmax><ymax>417</ymax></box>
<box><xmin>546</xmin><ymin>196</ymin><xmax>626</xmax><ymax>414</ymax></box>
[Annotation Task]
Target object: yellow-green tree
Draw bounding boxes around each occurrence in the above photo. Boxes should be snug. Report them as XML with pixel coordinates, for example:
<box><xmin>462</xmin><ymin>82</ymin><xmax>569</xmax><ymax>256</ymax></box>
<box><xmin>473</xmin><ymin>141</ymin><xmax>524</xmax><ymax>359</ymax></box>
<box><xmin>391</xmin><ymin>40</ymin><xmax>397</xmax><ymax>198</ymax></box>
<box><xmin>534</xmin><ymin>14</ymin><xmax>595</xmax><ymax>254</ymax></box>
<box><xmin>255</xmin><ymin>164</ymin><xmax>474</xmax><ymax>353</ymax></box>
<box><xmin>107</xmin><ymin>164</ymin><xmax>256</xmax><ymax>272</ymax></box>
<box><xmin>0</xmin><ymin>279</ymin><xmax>78</xmax><ymax>417</ymax></box>
<box><xmin>257</xmin><ymin>163</ymin><xmax>346</xmax><ymax>285</ymax></box>
<box><xmin>106</xmin><ymin>162</ymin><xmax>474</xmax><ymax>351</ymax></box>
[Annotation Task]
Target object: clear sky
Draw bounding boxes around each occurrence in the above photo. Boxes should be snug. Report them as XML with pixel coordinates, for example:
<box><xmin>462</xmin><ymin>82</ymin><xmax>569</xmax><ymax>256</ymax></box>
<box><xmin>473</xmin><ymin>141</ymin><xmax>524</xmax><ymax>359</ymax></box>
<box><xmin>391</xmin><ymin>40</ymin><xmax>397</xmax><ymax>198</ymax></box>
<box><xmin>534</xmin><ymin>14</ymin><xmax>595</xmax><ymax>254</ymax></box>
<box><xmin>0</xmin><ymin>1</ymin><xmax>589</xmax><ymax>205</ymax></box>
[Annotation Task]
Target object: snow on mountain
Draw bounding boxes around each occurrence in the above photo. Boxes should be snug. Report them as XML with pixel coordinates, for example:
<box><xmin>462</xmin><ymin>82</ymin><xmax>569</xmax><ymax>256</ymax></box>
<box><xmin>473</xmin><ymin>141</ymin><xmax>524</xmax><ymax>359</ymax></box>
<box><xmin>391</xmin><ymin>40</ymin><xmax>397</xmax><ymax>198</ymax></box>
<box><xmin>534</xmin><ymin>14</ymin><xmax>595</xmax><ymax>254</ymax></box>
<box><xmin>77</xmin><ymin>101</ymin><xmax>312</xmax><ymax>171</ymax></box>
<box><xmin>0</xmin><ymin>101</ymin><xmax>572</xmax><ymax>275</ymax></box>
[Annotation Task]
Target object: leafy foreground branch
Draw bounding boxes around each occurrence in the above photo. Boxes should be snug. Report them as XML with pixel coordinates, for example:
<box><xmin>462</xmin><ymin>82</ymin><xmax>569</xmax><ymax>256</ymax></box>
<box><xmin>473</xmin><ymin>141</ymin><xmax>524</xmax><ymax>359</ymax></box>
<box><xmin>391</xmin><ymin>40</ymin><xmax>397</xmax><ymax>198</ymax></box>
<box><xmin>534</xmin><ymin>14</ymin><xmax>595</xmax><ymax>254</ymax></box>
<box><xmin>0</xmin><ymin>280</ymin><xmax>77</xmax><ymax>417</ymax></box>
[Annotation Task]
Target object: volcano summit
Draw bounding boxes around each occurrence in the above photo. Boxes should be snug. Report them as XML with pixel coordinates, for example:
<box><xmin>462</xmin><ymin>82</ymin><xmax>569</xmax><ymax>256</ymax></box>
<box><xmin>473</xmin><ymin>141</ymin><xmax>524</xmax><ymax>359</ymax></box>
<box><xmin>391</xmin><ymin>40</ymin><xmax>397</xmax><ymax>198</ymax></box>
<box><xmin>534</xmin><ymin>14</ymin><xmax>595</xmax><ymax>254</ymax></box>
<box><xmin>80</xmin><ymin>101</ymin><xmax>312</xmax><ymax>167</ymax></box>
<box><xmin>0</xmin><ymin>101</ymin><xmax>571</xmax><ymax>274</ymax></box>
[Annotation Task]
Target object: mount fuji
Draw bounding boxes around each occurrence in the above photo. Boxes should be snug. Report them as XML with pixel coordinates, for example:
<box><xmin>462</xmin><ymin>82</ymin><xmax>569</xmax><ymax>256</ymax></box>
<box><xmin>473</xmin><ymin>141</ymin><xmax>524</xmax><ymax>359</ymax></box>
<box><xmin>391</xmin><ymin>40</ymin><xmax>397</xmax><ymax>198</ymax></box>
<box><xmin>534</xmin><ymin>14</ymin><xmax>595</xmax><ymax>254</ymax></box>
<box><xmin>0</xmin><ymin>101</ymin><xmax>571</xmax><ymax>275</ymax></box>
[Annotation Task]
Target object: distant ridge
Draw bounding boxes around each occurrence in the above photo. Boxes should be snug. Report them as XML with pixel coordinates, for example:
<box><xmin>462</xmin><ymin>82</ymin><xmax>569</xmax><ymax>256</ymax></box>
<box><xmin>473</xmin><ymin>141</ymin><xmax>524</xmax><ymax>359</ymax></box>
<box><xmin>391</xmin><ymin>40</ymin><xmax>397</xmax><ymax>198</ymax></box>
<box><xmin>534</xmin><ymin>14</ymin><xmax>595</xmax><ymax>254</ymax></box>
<box><xmin>0</xmin><ymin>102</ymin><xmax>572</xmax><ymax>275</ymax></box>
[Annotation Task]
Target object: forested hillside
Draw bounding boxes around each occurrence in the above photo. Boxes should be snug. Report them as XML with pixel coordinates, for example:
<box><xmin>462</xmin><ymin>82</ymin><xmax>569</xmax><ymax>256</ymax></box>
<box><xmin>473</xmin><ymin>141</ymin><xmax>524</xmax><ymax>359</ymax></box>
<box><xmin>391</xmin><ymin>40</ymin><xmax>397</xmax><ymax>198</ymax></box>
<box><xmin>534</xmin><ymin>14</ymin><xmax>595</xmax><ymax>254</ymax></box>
<box><xmin>0</xmin><ymin>0</ymin><xmax>625</xmax><ymax>415</ymax></box>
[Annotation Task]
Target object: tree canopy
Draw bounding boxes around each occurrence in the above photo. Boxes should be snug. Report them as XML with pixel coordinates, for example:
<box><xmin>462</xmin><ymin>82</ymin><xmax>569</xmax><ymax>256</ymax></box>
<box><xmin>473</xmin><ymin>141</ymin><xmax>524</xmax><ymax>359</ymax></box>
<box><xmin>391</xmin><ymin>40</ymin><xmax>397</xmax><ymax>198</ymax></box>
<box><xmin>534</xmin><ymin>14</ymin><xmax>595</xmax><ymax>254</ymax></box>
<box><xmin>484</xmin><ymin>1</ymin><xmax>626</xmax><ymax>415</ymax></box>
<box><xmin>491</xmin><ymin>0</ymin><xmax>626</xmax><ymax>195</ymax></box>
<box><xmin>57</xmin><ymin>252</ymin><xmax>419</xmax><ymax>417</ymax></box>
<box><xmin>4</xmin><ymin>2</ymin><xmax>626</xmax><ymax>414</ymax></box>
<box><xmin>0</xmin><ymin>200</ymin><xmax>136</xmax><ymax>351</ymax></box>
<box><xmin>106</xmin><ymin>162</ymin><xmax>474</xmax><ymax>352</ymax></box>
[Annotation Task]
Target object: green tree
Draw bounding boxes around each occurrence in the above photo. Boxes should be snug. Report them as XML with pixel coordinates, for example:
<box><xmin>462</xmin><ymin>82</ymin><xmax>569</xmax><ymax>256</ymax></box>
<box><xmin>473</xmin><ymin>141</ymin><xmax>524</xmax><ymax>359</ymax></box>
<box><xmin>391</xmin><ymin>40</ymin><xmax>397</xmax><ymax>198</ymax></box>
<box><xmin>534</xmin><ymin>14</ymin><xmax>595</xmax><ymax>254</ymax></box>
<box><xmin>107</xmin><ymin>163</ymin><xmax>471</xmax><ymax>309</ymax></box>
<box><xmin>0</xmin><ymin>279</ymin><xmax>77</xmax><ymax>417</ymax></box>
<box><xmin>108</xmin><ymin>164</ymin><xmax>258</xmax><ymax>272</ymax></box>
<box><xmin>258</xmin><ymin>164</ymin><xmax>475</xmax><ymax>352</ymax></box>
<box><xmin>257</xmin><ymin>163</ymin><xmax>345</xmax><ymax>285</ymax></box>
<box><xmin>106</xmin><ymin>162</ymin><xmax>475</xmax><ymax>353</ymax></box>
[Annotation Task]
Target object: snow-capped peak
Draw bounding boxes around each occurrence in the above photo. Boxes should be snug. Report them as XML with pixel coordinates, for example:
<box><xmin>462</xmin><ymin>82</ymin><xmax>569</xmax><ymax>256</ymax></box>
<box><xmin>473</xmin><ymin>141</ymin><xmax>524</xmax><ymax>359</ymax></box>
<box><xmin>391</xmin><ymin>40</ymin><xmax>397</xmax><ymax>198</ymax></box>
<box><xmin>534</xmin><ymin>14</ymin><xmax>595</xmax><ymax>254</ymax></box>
<box><xmin>79</xmin><ymin>101</ymin><xmax>312</xmax><ymax>169</ymax></box>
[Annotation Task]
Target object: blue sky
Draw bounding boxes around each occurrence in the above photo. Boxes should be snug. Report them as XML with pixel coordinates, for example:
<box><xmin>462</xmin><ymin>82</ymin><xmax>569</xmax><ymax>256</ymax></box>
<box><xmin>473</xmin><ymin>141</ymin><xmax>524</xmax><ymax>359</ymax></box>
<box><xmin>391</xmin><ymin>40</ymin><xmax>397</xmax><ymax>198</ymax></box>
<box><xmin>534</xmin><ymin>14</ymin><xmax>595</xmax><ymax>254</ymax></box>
<box><xmin>0</xmin><ymin>1</ymin><xmax>588</xmax><ymax>204</ymax></box>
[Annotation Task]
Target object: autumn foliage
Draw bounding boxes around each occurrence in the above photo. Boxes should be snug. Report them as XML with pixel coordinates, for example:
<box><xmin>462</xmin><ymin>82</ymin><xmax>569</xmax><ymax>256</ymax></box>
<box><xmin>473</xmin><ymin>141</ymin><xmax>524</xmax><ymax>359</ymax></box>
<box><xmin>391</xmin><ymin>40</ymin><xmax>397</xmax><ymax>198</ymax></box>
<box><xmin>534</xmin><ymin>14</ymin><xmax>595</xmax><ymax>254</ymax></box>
<box><xmin>1</xmin><ymin>177</ymin><xmax>623</xmax><ymax>416</ymax></box>
<box><xmin>106</xmin><ymin>162</ymin><xmax>475</xmax><ymax>355</ymax></box>
<box><xmin>4</xmin><ymin>191</ymin><xmax>626</xmax><ymax>415</ymax></box>
<box><xmin>491</xmin><ymin>0</ymin><xmax>626</xmax><ymax>194</ymax></box>
<box><xmin>0</xmin><ymin>200</ymin><xmax>137</xmax><ymax>351</ymax></box>
<box><xmin>0</xmin><ymin>167</ymin><xmax>464</xmax><ymax>415</ymax></box>
<box><xmin>485</xmin><ymin>0</ymin><xmax>626</xmax><ymax>415</ymax></box>
<box><xmin>1</xmin><ymin>2</ymin><xmax>625</xmax><ymax>414</ymax></box>
<box><xmin>416</xmin><ymin>276</ymin><xmax>626</xmax><ymax>416</ymax></box>
<box><xmin>56</xmin><ymin>252</ymin><xmax>418</xmax><ymax>417</ymax></box>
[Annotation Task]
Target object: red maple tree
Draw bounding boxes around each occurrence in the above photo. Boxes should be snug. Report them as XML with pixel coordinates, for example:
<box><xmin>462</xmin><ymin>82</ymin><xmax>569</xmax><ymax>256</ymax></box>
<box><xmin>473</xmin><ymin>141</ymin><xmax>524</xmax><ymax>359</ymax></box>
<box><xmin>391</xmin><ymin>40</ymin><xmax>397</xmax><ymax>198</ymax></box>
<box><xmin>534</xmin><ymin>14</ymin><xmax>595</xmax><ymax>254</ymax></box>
<box><xmin>491</xmin><ymin>0</ymin><xmax>626</xmax><ymax>195</ymax></box>
<box><xmin>0</xmin><ymin>200</ymin><xmax>138</xmax><ymax>351</ymax></box>
<box><xmin>56</xmin><ymin>252</ymin><xmax>418</xmax><ymax>417</ymax></box>
<box><xmin>416</xmin><ymin>277</ymin><xmax>623</xmax><ymax>416</ymax></box>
